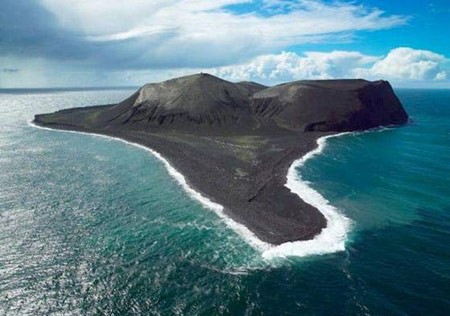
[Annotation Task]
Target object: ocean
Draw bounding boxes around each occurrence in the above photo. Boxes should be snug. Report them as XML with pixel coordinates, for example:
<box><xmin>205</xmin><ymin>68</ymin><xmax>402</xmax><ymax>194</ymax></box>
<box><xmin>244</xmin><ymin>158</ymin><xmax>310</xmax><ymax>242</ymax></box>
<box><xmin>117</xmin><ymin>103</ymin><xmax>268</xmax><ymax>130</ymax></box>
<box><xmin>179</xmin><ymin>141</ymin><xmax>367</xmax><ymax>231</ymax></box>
<box><xmin>0</xmin><ymin>88</ymin><xmax>449</xmax><ymax>315</ymax></box>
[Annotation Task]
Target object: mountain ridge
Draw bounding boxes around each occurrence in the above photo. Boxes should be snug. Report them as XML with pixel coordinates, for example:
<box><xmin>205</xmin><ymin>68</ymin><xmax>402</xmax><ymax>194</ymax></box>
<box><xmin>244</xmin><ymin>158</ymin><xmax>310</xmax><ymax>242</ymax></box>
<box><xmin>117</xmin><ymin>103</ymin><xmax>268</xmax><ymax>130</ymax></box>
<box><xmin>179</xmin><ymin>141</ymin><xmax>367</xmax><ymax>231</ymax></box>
<box><xmin>35</xmin><ymin>73</ymin><xmax>408</xmax><ymax>134</ymax></box>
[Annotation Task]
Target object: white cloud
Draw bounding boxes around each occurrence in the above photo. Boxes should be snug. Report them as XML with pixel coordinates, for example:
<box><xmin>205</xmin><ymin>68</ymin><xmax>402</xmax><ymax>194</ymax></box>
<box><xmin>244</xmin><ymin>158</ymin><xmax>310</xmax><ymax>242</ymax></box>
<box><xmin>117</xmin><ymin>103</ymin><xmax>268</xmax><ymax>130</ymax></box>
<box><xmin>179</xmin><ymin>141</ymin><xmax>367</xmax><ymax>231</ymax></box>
<box><xmin>436</xmin><ymin>71</ymin><xmax>447</xmax><ymax>80</ymax></box>
<box><xmin>210</xmin><ymin>51</ymin><xmax>377</xmax><ymax>81</ymax></box>
<box><xmin>40</xmin><ymin>0</ymin><xmax>180</xmax><ymax>35</ymax></box>
<box><xmin>39</xmin><ymin>0</ymin><xmax>406</xmax><ymax>68</ymax></box>
<box><xmin>356</xmin><ymin>47</ymin><xmax>447</xmax><ymax>80</ymax></box>
<box><xmin>208</xmin><ymin>47</ymin><xmax>448</xmax><ymax>84</ymax></box>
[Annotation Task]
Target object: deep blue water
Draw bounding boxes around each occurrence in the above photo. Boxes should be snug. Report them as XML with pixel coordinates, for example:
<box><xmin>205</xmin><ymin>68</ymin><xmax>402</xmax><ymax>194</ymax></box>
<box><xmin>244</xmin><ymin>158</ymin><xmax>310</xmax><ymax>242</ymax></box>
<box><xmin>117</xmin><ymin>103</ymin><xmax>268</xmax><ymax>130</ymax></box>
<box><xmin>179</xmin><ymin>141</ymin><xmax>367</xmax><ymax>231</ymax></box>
<box><xmin>0</xmin><ymin>88</ymin><xmax>449</xmax><ymax>315</ymax></box>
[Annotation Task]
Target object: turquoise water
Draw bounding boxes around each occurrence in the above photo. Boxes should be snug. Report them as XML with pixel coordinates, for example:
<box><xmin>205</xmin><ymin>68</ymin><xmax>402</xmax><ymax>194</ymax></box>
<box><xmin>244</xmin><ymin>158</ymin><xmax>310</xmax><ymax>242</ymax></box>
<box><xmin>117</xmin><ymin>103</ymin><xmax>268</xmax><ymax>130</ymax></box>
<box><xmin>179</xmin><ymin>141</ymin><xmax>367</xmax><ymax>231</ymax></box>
<box><xmin>0</xmin><ymin>89</ymin><xmax>449</xmax><ymax>315</ymax></box>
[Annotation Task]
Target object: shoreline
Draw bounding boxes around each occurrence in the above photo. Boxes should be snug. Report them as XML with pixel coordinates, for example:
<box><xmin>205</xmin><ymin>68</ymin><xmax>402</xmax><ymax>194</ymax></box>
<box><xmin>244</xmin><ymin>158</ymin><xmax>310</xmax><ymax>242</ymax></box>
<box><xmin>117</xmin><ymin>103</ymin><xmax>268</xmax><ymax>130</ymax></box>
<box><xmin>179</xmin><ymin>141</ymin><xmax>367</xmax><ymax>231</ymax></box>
<box><xmin>29</xmin><ymin>120</ymin><xmax>273</xmax><ymax>253</ymax></box>
<box><xmin>263</xmin><ymin>133</ymin><xmax>351</xmax><ymax>259</ymax></box>
<box><xmin>29</xmin><ymin>119</ymin><xmax>351</xmax><ymax>259</ymax></box>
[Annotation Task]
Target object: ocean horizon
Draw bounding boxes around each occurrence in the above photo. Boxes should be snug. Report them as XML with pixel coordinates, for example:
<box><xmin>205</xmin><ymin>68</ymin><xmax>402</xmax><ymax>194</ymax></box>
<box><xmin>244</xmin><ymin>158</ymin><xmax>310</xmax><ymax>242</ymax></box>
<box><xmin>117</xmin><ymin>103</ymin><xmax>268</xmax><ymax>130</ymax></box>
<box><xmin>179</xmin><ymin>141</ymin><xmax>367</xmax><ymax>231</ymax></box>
<box><xmin>1</xmin><ymin>88</ymin><xmax>449</xmax><ymax>314</ymax></box>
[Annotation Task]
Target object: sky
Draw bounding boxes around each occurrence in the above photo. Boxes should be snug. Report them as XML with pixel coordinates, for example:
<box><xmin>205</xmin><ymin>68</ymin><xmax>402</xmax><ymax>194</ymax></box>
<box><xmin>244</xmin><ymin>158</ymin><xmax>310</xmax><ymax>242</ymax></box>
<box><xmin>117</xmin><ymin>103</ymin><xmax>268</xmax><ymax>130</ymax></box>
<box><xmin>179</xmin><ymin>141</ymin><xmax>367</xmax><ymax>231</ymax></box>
<box><xmin>0</xmin><ymin>0</ymin><xmax>449</xmax><ymax>88</ymax></box>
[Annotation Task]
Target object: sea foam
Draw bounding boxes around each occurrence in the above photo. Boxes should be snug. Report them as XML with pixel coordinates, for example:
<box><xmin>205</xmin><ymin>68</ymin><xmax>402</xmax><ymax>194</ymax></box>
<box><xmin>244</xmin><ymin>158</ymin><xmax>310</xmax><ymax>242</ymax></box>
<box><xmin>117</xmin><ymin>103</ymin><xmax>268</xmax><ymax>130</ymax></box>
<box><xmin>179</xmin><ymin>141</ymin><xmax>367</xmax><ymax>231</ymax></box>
<box><xmin>262</xmin><ymin>133</ymin><xmax>351</xmax><ymax>259</ymax></box>
<box><xmin>29</xmin><ymin>121</ymin><xmax>350</xmax><ymax>259</ymax></box>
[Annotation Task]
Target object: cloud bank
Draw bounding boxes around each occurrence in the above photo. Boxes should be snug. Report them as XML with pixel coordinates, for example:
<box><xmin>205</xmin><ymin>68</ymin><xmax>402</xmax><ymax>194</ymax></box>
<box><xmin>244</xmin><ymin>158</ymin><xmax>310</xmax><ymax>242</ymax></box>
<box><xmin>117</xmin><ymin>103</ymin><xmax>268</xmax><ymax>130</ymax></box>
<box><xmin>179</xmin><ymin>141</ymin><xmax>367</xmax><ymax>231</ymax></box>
<box><xmin>210</xmin><ymin>47</ymin><xmax>448</xmax><ymax>84</ymax></box>
<box><xmin>360</xmin><ymin>47</ymin><xmax>447</xmax><ymax>81</ymax></box>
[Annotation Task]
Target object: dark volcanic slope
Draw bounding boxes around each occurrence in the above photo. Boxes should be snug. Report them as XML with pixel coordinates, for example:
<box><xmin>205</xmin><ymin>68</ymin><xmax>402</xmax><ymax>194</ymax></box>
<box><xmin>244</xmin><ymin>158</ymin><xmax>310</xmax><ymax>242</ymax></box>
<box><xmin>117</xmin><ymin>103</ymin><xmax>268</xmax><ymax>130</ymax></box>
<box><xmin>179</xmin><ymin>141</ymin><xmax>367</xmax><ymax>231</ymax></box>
<box><xmin>96</xmin><ymin>74</ymin><xmax>259</xmax><ymax>131</ymax></box>
<box><xmin>251</xmin><ymin>79</ymin><xmax>407</xmax><ymax>132</ymax></box>
<box><xmin>34</xmin><ymin>73</ymin><xmax>408</xmax><ymax>245</ymax></box>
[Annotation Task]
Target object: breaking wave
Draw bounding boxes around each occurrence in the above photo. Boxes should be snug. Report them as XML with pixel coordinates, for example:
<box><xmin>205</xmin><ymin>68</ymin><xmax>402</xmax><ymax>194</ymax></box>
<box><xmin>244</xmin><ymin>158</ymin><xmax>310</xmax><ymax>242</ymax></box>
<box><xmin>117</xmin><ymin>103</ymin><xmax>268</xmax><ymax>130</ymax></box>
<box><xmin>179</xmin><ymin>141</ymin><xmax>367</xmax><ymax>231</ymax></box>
<box><xmin>262</xmin><ymin>133</ymin><xmax>352</xmax><ymax>259</ymax></box>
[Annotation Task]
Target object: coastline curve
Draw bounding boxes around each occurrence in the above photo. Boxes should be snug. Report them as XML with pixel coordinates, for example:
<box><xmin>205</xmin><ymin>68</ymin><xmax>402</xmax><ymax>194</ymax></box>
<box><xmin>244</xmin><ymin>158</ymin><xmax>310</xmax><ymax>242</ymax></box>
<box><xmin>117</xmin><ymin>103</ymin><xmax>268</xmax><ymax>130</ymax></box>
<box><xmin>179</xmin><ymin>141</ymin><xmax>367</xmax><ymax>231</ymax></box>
<box><xmin>28</xmin><ymin>120</ymin><xmax>272</xmax><ymax>253</ymax></box>
<box><xmin>29</xmin><ymin>120</ymin><xmax>351</xmax><ymax>259</ymax></box>
<box><xmin>262</xmin><ymin>133</ymin><xmax>352</xmax><ymax>259</ymax></box>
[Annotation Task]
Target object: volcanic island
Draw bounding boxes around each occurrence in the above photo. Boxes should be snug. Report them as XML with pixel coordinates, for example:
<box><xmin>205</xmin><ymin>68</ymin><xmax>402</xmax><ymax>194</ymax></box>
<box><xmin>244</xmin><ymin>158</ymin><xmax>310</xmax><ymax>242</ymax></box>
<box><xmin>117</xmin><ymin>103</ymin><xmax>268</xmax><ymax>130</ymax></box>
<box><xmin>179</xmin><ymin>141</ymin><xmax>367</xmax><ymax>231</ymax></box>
<box><xmin>34</xmin><ymin>73</ymin><xmax>408</xmax><ymax>246</ymax></box>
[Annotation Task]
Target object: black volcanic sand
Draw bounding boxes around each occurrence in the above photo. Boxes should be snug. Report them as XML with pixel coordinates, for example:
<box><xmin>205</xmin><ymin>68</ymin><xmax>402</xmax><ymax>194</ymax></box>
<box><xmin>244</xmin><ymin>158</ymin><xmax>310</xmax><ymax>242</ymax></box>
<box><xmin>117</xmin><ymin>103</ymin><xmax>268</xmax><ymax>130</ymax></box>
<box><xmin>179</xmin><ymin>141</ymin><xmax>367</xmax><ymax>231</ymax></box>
<box><xmin>34</xmin><ymin>74</ymin><xmax>408</xmax><ymax>245</ymax></box>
